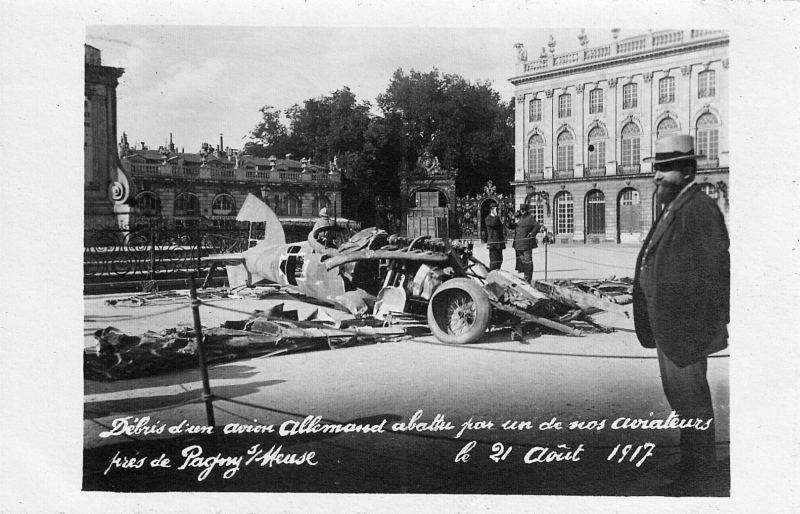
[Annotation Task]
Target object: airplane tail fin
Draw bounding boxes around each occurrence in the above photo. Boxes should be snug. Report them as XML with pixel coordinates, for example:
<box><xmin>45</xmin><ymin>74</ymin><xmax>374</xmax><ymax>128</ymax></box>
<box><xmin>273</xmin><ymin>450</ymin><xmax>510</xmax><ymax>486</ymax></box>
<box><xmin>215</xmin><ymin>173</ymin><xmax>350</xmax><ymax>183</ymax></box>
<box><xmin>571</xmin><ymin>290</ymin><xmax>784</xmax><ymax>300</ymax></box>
<box><xmin>236</xmin><ymin>193</ymin><xmax>286</xmax><ymax>245</ymax></box>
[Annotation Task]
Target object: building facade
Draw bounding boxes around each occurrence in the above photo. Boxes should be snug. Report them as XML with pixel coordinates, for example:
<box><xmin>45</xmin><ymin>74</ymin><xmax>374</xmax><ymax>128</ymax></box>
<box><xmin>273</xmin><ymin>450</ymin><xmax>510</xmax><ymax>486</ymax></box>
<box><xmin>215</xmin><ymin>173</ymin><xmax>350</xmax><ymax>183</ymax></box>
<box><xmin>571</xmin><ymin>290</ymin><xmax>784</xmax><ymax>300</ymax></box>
<box><xmin>120</xmin><ymin>134</ymin><xmax>342</xmax><ymax>230</ymax></box>
<box><xmin>509</xmin><ymin>30</ymin><xmax>729</xmax><ymax>244</ymax></box>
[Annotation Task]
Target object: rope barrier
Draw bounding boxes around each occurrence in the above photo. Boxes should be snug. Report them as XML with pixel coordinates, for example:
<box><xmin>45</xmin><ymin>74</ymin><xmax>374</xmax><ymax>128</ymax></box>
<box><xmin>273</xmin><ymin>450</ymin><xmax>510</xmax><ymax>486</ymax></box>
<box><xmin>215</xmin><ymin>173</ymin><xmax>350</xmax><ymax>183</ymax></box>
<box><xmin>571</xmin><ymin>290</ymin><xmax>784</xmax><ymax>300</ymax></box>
<box><xmin>86</xmin><ymin>302</ymin><xmax>192</xmax><ymax>322</ymax></box>
<box><xmin>541</xmin><ymin>248</ymin><xmax>637</xmax><ymax>270</ymax></box>
<box><xmin>84</xmin><ymin>395</ymin><xmax>204</xmax><ymax>417</ymax></box>
<box><xmin>500</xmin><ymin>250</ymin><xmax>635</xmax><ymax>271</ymax></box>
<box><xmin>410</xmin><ymin>339</ymin><xmax>730</xmax><ymax>360</ymax></box>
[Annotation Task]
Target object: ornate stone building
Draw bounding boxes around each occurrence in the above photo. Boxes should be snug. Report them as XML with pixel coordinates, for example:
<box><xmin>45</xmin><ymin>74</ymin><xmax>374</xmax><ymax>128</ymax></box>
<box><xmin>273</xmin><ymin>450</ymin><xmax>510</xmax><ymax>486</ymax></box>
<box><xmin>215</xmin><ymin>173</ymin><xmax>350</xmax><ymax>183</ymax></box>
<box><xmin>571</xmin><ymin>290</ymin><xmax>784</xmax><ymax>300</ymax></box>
<box><xmin>85</xmin><ymin>45</ymin><xmax>133</xmax><ymax>229</ymax></box>
<box><xmin>510</xmin><ymin>30</ymin><xmax>729</xmax><ymax>244</ymax></box>
<box><xmin>120</xmin><ymin>133</ymin><xmax>342</xmax><ymax>230</ymax></box>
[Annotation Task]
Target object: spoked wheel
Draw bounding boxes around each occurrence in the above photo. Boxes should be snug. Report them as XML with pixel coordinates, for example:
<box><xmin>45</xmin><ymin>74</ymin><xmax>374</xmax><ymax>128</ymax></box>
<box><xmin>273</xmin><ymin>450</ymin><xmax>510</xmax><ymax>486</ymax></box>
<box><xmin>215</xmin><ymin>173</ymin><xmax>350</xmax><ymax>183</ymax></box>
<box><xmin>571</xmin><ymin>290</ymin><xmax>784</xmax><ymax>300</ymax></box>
<box><xmin>427</xmin><ymin>278</ymin><xmax>491</xmax><ymax>344</ymax></box>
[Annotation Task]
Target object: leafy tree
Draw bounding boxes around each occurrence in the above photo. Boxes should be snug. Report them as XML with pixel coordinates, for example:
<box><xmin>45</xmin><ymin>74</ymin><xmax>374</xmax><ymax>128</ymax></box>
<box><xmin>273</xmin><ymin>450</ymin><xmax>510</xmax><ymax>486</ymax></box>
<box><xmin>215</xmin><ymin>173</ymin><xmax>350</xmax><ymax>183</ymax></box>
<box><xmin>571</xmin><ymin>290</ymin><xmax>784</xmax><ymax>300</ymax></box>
<box><xmin>285</xmin><ymin>87</ymin><xmax>372</xmax><ymax>164</ymax></box>
<box><xmin>376</xmin><ymin>68</ymin><xmax>514</xmax><ymax>195</ymax></box>
<box><xmin>246</xmin><ymin>105</ymin><xmax>292</xmax><ymax>157</ymax></box>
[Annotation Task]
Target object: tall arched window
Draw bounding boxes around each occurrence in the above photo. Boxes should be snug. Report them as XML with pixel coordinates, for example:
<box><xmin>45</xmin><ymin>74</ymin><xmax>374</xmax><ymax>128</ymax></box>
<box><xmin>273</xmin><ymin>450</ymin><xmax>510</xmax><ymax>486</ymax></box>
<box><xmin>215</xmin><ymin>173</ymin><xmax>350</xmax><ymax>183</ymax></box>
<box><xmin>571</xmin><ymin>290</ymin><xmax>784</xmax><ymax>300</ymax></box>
<box><xmin>211</xmin><ymin>194</ymin><xmax>235</xmax><ymax>216</ymax></box>
<box><xmin>527</xmin><ymin>134</ymin><xmax>545</xmax><ymax>177</ymax></box>
<box><xmin>556</xmin><ymin>131</ymin><xmax>574</xmax><ymax>176</ymax></box>
<box><xmin>174</xmin><ymin>192</ymin><xmax>200</xmax><ymax>217</ymax></box>
<box><xmin>698</xmin><ymin>70</ymin><xmax>716</xmax><ymax>98</ymax></box>
<box><xmin>696</xmin><ymin>113</ymin><xmax>720</xmax><ymax>166</ymax></box>
<box><xmin>589</xmin><ymin>88</ymin><xmax>603</xmax><ymax>114</ymax></box>
<box><xmin>622</xmin><ymin>83</ymin><xmax>638</xmax><ymax>109</ymax></box>
<box><xmin>287</xmin><ymin>195</ymin><xmax>301</xmax><ymax>216</ymax></box>
<box><xmin>312</xmin><ymin>196</ymin><xmax>330</xmax><ymax>217</ymax></box>
<box><xmin>658</xmin><ymin>76</ymin><xmax>675</xmax><ymax>104</ymax></box>
<box><xmin>558</xmin><ymin>94</ymin><xmax>572</xmax><ymax>118</ymax></box>
<box><xmin>135</xmin><ymin>191</ymin><xmax>161</xmax><ymax>217</ymax></box>
<box><xmin>621</xmin><ymin>122</ymin><xmax>641</xmax><ymax>172</ymax></box>
<box><xmin>525</xmin><ymin>193</ymin><xmax>546</xmax><ymax>225</ymax></box>
<box><xmin>554</xmin><ymin>191</ymin><xmax>574</xmax><ymax>235</ymax></box>
<box><xmin>587</xmin><ymin>126</ymin><xmax>606</xmax><ymax>174</ymax></box>
<box><xmin>585</xmin><ymin>190</ymin><xmax>605</xmax><ymax>235</ymax></box>
<box><xmin>529</xmin><ymin>99</ymin><xmax>541</xmax><ymax>122</ymax></box>
<box><xmin>656</xmin><ymin>117</ymin><xmax>679</xmax><ymax>139</ymax></box>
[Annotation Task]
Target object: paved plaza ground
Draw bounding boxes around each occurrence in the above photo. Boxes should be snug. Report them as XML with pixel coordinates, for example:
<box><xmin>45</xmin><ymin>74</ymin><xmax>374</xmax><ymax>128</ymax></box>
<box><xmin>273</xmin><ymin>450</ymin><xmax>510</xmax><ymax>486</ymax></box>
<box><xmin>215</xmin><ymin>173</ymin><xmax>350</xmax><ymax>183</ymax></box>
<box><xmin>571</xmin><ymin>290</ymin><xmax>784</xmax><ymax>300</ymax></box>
<box><xmin>83</xmin><ymin>242</ymin><xmax>730</xmax><ymax>496</ymax></box>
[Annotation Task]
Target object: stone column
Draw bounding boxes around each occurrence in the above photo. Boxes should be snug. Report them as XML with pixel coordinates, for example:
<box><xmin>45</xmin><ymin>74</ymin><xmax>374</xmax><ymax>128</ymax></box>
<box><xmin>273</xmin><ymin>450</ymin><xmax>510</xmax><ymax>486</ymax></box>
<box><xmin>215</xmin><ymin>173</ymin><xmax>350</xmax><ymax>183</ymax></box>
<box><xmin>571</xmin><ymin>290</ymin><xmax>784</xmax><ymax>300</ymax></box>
<box><xmin>642</xmin><ymin>72</ymin><xmax>654</xmax><ymax>173</ymax></box>
<box><xmin>682</xmin><ymin>65</ymin><xmax>694</xmax><ymax>137</ymax></box>
<box><xmin>575</xmin><ymin>83</ymin><xmax>586</xmax><ymax>178</ymax></box>
<box><xmin>607</xmin><ymin>78</ymin><xmax>618</xmax><ymax>175</ymax></box>
<box><xmin>544</xmin><ymin>89</ymin><xmax>555</xmax><ymax>179</ymax></box>
<box><xmin>515</xmin><ymin>93</ymin><xmax>526</xmax><ymax>182</ymax></box>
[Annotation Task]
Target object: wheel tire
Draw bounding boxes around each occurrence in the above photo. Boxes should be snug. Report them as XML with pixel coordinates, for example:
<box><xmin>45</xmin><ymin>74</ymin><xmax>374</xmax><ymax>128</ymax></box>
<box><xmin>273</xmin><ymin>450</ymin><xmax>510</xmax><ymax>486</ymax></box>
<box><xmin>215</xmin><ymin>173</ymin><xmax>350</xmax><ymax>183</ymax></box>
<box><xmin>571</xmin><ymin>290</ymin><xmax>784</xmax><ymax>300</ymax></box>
<box><xmin>427</xmin><ymin>278</ymin><xmax>491</xmax><ymax>345</ymax></box>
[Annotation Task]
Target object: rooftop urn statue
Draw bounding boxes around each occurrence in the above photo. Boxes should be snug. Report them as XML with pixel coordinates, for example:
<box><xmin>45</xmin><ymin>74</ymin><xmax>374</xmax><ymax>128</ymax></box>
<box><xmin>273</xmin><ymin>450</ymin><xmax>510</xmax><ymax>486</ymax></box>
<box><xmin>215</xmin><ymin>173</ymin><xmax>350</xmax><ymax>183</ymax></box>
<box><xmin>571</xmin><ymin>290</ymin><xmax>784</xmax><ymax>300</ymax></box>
<box><xmin>514</xmin><ymin>42</ymin><xmax>528</xmax><ymax>62</ymax></box>
<box><xmin>578</xmin><ymin>28</ymin><xmax>589</xmax><ymax>47</ymax></box>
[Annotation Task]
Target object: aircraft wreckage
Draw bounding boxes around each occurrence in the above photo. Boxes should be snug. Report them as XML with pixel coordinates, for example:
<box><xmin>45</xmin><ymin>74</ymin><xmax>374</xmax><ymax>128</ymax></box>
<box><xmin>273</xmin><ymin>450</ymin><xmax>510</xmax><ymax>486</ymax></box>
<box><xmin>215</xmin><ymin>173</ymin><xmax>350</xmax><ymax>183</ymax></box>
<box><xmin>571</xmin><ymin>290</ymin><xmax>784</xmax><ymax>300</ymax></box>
<box><xmin>204</xmin><ymin>194</ymin><xmax>632</xmax><ymax>345</ymax></box>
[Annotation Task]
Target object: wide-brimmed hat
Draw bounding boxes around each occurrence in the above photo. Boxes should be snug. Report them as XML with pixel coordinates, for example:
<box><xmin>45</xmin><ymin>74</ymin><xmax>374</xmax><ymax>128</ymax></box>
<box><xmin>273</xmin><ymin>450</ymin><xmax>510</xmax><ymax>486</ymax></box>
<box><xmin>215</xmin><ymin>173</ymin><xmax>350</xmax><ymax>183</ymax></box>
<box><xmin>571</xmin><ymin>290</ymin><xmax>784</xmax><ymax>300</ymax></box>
<box><xmin>643</xmin><ymin>134</ymin><xmax>698</xmax><ymax>165</ymax></box>
<box><xmin>319</xmin><ymin>207</ymin><xmax>328</xmax><ymax>217</ymax></box>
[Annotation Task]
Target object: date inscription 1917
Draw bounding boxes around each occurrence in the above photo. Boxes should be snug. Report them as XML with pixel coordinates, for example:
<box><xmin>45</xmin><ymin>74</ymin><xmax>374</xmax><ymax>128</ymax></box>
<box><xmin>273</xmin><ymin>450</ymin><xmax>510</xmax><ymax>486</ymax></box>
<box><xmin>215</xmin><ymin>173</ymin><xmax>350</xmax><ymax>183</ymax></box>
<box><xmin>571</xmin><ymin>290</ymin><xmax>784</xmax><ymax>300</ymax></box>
<box><xmin>455</xmin><ymin>441</ymin><xmax>656</xmax><ymax>467</ymax></box>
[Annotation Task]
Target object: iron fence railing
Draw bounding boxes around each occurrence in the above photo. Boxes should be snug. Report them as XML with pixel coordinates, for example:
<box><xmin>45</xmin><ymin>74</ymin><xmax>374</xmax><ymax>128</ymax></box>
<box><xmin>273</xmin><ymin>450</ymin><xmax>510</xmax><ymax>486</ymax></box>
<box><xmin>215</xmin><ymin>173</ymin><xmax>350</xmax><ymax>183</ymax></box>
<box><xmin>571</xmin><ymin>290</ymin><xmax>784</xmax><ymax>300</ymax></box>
<box><xmin>83</xmin><ymin>225</ymin><xmax>253</xmax><ymax>283</ymax></box>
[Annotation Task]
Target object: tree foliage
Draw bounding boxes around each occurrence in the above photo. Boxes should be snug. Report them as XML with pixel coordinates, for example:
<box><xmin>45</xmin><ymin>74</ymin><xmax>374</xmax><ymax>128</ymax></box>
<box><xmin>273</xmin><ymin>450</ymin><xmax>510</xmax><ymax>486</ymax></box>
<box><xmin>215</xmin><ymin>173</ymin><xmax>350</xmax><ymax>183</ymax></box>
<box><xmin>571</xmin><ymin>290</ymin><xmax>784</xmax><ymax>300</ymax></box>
<box><xmin>376</xmin><ymin>68</ymin><xmax>515</xmax><ymax>195</ymax></box>
<box><xmin>246</xmin><ymin>69</ymin><xmax>515</xmax><ymax>223</ymax></box>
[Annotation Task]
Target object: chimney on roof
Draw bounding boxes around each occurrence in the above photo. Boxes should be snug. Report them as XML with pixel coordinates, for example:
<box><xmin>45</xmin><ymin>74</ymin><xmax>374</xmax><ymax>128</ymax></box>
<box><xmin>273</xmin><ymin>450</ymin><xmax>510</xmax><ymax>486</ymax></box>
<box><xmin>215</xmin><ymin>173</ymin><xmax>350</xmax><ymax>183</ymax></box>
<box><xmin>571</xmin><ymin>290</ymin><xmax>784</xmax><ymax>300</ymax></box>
<box><xmin>285</xmin><ymin>153</ymin><xmax>293</xmax><ymax>160</ymax></box>
<box><xmin>219</xmin><ymin>133</ymin><xmax>224</xmax><ymax>152</ymax></box>
<box><xmin>169</xmin><ymin>133</ymin><xmax>175</xmax><ymax>152</ymax></box>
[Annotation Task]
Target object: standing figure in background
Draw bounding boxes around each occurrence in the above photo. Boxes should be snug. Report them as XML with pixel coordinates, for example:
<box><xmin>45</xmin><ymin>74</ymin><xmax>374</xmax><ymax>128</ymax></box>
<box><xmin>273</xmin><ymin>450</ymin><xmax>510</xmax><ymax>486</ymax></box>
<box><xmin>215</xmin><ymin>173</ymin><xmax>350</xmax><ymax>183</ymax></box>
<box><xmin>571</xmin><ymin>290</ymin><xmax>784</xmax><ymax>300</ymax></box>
<box><xmin>512</xmin><ymin>204</ymin><xmax>541</xmax><ymax>283</ymax></box>
<box><xmin>313</xmin><ymin>207</ymin><xmax>334</xmax><ymax>231</ymax></box>
<box><xmin>312</xmin><ymin>207</ymin><xmax>335</xmax><ymax>247</ymax></box>
<box><xmin>484</xmin><ymin>204</ymin><xmax>505</xmax><ymax>270</ymax></box>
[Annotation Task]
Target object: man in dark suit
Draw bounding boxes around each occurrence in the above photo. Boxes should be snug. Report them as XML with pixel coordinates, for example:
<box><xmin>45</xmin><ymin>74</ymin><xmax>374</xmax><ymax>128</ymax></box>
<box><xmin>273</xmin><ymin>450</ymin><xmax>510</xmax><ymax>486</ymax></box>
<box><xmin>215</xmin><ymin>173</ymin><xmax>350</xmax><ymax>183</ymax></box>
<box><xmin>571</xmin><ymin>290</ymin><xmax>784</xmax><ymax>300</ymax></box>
<box><xmin>634</xmin><ymin>134</ymin><xmax>729</xmax><ymax>482</ymax></box>
<box><xmin>512</xmin><ymin>204</ymin><xmax>541</xmax><ymax>283</ymax></box>
<box><xmin>484</xmin><ymin>204</ymin><xmax>505</xmax><ymax>270</ymax></box>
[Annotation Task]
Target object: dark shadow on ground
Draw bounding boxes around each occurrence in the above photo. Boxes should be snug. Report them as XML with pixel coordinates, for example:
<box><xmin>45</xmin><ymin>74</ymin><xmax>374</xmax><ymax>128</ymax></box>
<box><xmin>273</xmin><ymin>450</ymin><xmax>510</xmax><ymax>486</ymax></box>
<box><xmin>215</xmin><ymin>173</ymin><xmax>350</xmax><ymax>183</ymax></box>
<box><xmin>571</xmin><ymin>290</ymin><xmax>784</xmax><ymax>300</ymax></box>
<box><xmin>84</xmin><ymin>379</ymin><xmax>286</xmax><ymax>419</ymax></box>
<box><xmin>85</xmin><ymin>363</ymin><xmax>266</xmax><ymax>395</ymax></box>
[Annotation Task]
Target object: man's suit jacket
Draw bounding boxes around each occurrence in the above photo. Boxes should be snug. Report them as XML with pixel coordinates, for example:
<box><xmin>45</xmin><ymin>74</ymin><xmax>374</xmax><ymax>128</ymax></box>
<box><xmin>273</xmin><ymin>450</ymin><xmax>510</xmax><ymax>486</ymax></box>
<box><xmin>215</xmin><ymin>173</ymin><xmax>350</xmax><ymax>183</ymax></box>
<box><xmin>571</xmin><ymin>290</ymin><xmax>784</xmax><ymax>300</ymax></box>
<box><xmin>485</xmin><ymin>214</ymin><xmax>506</xmax><ymax>249</ymax></box>
<box><xmin>512</xmin><ymin>214</ymin><xmax>540</xmax><ymax>251</ymax></box>
<box><xmin>633</xmin><ymin>182</ymin><xmax>730</xmax><ymax>367</ymax></box>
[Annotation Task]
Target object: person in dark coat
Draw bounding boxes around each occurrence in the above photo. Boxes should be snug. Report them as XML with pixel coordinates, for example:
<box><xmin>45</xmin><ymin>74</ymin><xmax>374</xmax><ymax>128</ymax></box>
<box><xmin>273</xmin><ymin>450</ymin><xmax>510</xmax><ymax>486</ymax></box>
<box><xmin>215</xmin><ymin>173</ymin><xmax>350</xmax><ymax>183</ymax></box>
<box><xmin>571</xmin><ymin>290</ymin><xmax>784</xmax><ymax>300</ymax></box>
<box><xmin>633</xmin><ymin>134</ymin><xmax>729</xmax><ymax>482</ymax></box>
<box><xmin>512</xmin><ymin>204</ymin><xmax>541</xmax><ymax>283</ymax></box>
<box><xmin>484</xmin><ymin>204</ymin><xmax>505</xmax><ymax>270</ymax></box>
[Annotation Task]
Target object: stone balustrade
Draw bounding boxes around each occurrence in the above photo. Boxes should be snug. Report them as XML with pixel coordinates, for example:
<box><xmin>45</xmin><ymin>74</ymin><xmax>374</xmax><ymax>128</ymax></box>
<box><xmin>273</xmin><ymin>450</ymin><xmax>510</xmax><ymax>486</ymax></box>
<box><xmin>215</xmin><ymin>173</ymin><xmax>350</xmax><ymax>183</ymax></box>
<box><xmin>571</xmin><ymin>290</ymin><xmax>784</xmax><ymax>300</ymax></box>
<box><xmin>127</xmin><ymin>162</ymin><xmax>341</xmax><ymax>184</ymax></box>
<box><xmin>520</xmin><ymin>30</ymin><xmax>727</xmax><ymax>76</ymax></box>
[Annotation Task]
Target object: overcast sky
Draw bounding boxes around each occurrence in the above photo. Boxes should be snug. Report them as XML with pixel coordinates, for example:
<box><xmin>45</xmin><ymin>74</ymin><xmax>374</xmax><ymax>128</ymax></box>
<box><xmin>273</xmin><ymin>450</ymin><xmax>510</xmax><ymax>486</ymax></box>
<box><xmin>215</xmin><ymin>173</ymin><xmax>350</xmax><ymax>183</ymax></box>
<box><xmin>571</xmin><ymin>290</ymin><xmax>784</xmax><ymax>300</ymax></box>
<box><xmin>86</xmin><ymin>26</ymin><xmax>620</xmax><ymax>153</ymax></box>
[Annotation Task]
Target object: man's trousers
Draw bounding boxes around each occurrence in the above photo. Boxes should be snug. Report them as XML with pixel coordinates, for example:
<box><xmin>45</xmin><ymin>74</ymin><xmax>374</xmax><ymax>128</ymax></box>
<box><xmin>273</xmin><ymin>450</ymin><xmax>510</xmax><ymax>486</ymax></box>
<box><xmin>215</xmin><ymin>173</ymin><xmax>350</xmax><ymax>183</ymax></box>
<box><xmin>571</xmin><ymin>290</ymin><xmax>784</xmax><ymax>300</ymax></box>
<box><xmin>488</xmin><ymin>248</ymin><xmax>503</xmax><ymax>271</ymax></box>
<box><xmin>656</xmin><ymin>345</ymin><xmax>717</xmax><ymax>469</ymax></box>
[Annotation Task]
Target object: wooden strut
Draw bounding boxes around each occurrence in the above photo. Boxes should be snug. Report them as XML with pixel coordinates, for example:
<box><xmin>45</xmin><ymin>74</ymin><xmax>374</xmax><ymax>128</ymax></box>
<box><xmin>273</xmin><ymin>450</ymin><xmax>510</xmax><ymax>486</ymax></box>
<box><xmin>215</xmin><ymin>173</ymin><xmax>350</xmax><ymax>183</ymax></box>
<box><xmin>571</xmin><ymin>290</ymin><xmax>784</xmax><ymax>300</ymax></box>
<box><xmin>491</xmin><ymin>302</ymin><xmax>583</xmax><ymax>337</ymax></box>
<box><xmin>188</xmin><ymin>272</ymin><xmax>217</xmax><ymax>429</ymax></box>
<box><xmin>324</xmin><ymin>249</ymin><xmax>449</xmax><ymax>270</ymax></box>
